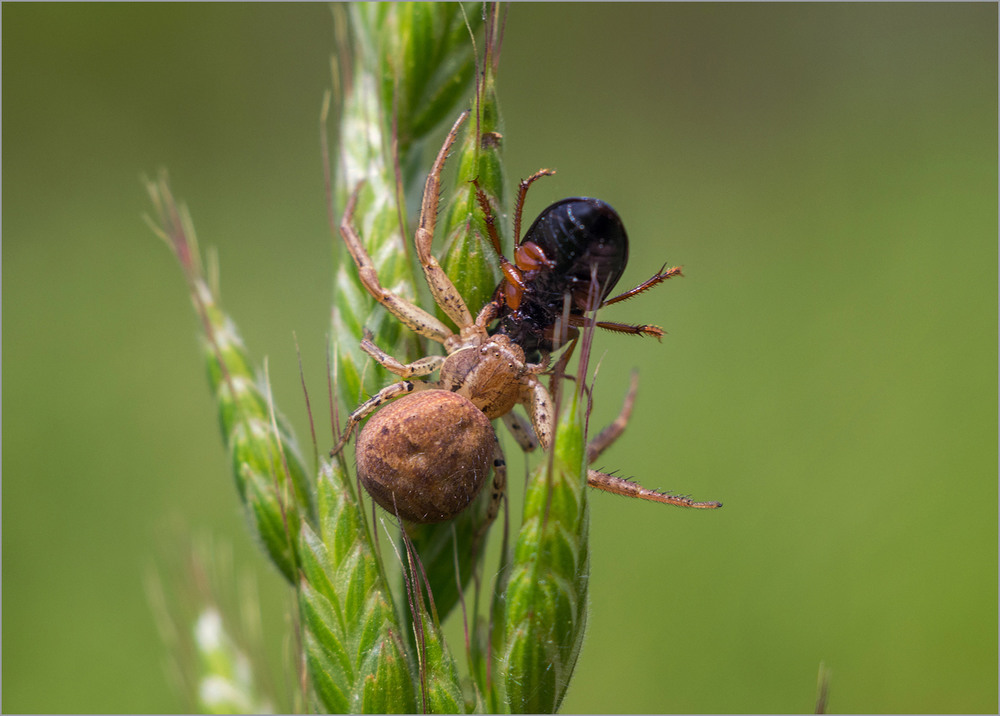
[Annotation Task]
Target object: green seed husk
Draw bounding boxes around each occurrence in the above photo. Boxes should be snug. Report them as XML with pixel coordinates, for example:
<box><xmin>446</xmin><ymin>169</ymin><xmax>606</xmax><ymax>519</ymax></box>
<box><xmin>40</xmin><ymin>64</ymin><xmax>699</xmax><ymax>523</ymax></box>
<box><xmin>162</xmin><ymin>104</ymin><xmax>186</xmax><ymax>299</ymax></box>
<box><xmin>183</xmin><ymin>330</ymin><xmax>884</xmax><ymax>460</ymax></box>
<box><xmin>146</xmin><ymin>177</ymin><xmax>313</xmax><ymax>584</ymax></box>
<box><xmin>298</xmin><ymin>464</ymin><xmax>416</xmax><ymax>713</ymax></box>
<box><xmin>501</xmin><ymin>392</ymin><xmax>590</xmax><ymax>714</ymax></box>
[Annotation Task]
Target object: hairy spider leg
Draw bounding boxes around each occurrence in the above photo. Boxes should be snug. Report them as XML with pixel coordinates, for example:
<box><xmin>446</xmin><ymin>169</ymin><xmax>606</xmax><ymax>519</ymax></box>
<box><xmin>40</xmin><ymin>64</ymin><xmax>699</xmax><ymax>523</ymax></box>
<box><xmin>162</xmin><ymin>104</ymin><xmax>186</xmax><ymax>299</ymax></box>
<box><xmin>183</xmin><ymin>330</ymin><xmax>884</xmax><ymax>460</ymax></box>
<box><xmin>501</xmin><ymin>411</ymin><xmax>538</xmax><ymax>452</ymax></box>
<box><xmin>359</xmin><ymin>334</ymin><xmax>445</xmax><ymax>378</ymax></box>
<box><xmin>413</xmin><ymin>110</ymin><xmax>476</xmax><ymax>331</ymax></box>
<box><xmin>331</xmin><ymin>378</ymin><xmax>432</xmax><ymax>456</ymax></box>
<box><xmin>339</xmin><ymin>183</ymin><xmax>455</xmax><ymax>346</ymax></box>
<box><xmin>583</xmin><ymin>372</ymin><xmax>722</xmax><ymax>509</ymax></box>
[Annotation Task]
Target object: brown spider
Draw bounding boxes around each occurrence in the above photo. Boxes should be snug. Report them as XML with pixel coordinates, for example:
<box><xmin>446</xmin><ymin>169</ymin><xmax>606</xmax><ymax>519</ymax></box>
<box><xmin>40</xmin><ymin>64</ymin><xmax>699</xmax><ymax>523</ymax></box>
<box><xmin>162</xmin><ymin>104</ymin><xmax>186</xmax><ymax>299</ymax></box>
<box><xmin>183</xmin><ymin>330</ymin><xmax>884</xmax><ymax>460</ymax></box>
<box><xmin>331</xmin><ymin>110</ymin><xmax>720</xmax><ymax>530</ymax></box>
<box><xmin>330</xmin><ymin>111</ymin><xmax>553</xmax><ymax>528</ymax></box>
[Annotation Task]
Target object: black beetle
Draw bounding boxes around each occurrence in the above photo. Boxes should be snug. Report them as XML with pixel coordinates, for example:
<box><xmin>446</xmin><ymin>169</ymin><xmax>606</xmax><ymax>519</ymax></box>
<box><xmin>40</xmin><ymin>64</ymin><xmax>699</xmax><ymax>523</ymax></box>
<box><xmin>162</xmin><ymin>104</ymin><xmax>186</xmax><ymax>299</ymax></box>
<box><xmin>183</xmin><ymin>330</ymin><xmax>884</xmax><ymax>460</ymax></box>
<box><xmin>482</xmin><ymin>194</ymin><xmax>680</xmax><ymax>362</ymax></box>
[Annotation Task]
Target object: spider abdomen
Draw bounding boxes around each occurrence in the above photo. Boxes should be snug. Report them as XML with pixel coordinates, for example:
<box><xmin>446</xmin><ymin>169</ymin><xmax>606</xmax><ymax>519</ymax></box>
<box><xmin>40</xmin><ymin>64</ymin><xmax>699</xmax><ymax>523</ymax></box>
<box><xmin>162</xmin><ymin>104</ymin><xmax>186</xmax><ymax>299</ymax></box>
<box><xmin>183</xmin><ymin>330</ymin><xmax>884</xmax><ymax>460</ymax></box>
<box><xmin>355</xmin><ymin>390</ymin><xmax>495</xmax><ymax>523</ymax></box>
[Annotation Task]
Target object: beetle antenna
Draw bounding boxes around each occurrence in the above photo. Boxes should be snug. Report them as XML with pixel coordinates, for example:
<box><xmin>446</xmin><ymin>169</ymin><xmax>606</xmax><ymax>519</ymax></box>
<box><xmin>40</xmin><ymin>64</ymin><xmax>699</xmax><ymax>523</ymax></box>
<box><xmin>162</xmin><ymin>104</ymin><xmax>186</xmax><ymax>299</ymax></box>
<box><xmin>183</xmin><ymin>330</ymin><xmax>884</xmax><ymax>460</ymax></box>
<box><xmin>512</xmin><ymin>168</ymin><xmax>556</xmax><ymax>244</ymax></box>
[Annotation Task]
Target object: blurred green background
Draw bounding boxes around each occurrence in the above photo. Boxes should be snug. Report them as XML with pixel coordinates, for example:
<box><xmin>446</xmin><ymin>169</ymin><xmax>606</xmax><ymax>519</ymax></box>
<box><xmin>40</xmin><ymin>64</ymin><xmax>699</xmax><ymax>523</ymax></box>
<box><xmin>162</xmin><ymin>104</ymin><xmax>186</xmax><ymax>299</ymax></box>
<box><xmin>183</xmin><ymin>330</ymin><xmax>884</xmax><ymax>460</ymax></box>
<box><xmin>4</xmin><ymin>3</ymin><xmax>996</xmax><ymax>713</ymax></box>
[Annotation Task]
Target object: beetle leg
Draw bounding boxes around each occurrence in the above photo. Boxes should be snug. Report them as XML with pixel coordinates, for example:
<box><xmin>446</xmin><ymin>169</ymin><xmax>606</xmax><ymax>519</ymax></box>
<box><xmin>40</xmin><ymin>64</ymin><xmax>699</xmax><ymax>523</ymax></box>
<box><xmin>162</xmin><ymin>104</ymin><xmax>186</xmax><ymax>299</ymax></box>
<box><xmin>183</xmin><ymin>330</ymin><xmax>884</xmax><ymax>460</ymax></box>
<box><xmin>512</xmin><ymin>169</ymin><xmax>556</xmax><ymax>244</ymax></box>
<box><xmin>583</xmin><ymin>318</ymin><xmax>665</xmax><ymax>340</ymax></box>
<box><xmin>473</xmin><ymin>181</ymin><xmax>552</xmax><ymax>313</ymax></box>
<box><xmin>600</xmin><ymin>264</ymin><xmax>682</xmax><ymax>307</ymax></box>
<box><xmin>472</xmin><ymin>179</ymin><xmax>508</xmax><ymax>266</ymax></box>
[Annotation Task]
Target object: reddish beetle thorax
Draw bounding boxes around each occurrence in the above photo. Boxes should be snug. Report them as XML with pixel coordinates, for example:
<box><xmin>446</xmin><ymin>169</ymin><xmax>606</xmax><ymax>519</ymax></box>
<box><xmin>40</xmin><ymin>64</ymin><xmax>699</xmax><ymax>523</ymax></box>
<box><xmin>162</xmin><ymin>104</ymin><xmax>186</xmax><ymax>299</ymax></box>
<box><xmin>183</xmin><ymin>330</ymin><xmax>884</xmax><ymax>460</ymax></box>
<box><xmin>502</xmin><ymin>241</ymin><xmax>553</xmax><ymax>311</ymax></box>
<box><xmin>515</xmin><ymin>241</ymin><xmax>551</xmax><ymax>271</ymax></box>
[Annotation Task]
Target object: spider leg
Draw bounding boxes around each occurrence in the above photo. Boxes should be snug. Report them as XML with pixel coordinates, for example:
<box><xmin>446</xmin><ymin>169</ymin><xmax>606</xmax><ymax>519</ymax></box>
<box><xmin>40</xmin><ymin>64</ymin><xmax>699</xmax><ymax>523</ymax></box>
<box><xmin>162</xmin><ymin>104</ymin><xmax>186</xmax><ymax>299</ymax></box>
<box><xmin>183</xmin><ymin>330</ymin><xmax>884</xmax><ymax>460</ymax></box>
<box><xmin>329</xmin><ymin>379</ymin><xmax>432</xmax><ymax>457</ymax></box>
<box><xmin>472</xmin><ymin>434</ymin><xmax>508</xmax><ymax>551</ymax></box>
<box><xmin>502</xmin><ymin>411</ymin><xmax>538</xmax><ymax>452</ymax></box>
<box><xmin>473</xmin><ymin>299</ymin><xmax>500</xmax><ymax>329</ymax></box>
<box><xmin>485</xmin><ymin>437</ymin><xmax>507</xmax><ymax>526</ymax></box>
<box><xmin>521</xmin><ymin>374</ymin><xmax>555</xmax><ymax>452</ymax></box>
<box><xmin>360</xmin><ymin>337</ymin><xmax>444</xmax><ymax>379</ymax></box>
<box><xmin>340</xmin><ymin>182</ymin><xmax>454</xmax><ymax>344</ymax></box>
<box><xmin>587</xmin><ymin>371</ymin><xmax>638</xmax><ymax>464</ymax></box>
<box><xmin>585</xmin><ymin>470</ymin><xmax>722</xmax><ymax>509</ymax></box>
<box><xmin>414</xmin><ymin>110</ymin><xmax>475</xmax><ymax>329</ymax></box>
<box><xmin>584</xmin><ymin>374</ymin><xmax>722</xmax><ymax>509</ymax></box>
